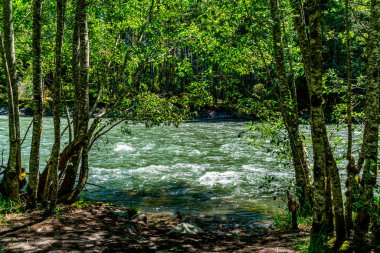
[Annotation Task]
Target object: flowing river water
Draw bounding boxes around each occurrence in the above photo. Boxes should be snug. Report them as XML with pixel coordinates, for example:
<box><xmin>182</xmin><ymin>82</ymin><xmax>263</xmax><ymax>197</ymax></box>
<box><xmin>0</xmin><ymin>116</ymin><xmax>374</xmax><ymax>227</ymax></box>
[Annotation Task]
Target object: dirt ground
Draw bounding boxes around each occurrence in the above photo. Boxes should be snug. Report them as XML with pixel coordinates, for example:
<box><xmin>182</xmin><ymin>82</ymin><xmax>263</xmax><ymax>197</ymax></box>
<box><xmin>0</xmin><ymin>203</ymin><xmax>308</xmax><ymax>252</ymax></box>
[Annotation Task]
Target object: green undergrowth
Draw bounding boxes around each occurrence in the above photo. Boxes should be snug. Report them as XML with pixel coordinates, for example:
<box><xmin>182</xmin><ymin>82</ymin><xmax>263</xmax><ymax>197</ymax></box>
<box><xmin>273</xmin><ymin>211</ymin><xmax>312</xmax><ymax>231</ymax></box>
<box><xmin>273</xmin><ymin>211</ymin><xmax>312</xmax><ymax>252</ymax></box>
<box><xmin>0</xmin><ymin>196</ymin><xmax>24</xmax><ymax>214</ymax></box>
<box><xmin>70</xmin><ymin>200</ymin><xmax>105</xmax><ymax>209</ymax></box>
<box><xmin>0</xmin><ymin>196</ymin><xmax>24</xmax><ymax>227</ymax></box>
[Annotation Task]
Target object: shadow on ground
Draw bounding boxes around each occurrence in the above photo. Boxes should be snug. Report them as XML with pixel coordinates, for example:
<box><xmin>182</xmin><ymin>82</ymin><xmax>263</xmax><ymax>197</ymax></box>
<box><xmin>0</xmin><ymin>204</ymin><xmax>307</xmax><ymax>252</ymax></box>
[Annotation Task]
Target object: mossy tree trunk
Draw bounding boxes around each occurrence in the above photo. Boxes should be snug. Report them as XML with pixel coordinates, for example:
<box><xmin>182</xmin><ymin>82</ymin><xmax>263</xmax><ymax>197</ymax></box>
<box><xmin>27</xmin><ymin>0</ymin><xmax>44</xmax><ymax>209</ymax></box>
<box><xmin>57</xmin><ymin>0</ymin><xmax>84</xmax><ymax>199</ymax></box>
<box><xmin>353</xmin><ymin>0</ymin><xmax>379</xmax><ymax>246</ymax></box>
<box><xmin>46</xmin><ymin>0</ymin><xmax>67</xmax><ymax>209</ymax></box>
<box><xmin>270</xmin><ymin>0</ymin><xmax>312</xmax><ymax>215</ymax></box>
<box><xmin>67</xmin><ymin>0</ymin><xmax>90</xmax><ymax>202</ymax></box>
<box><xmin>1</xmin><ymin>0</ymin><xmax>21</xmax><ymax>200</ymax></box>
<box><xmin>344</xmin><ymin>0</ymin><xmax>358</xmax><ymax>238</ymax></box>
<box><xmin>290</xmin><ymin>0</ymin><xmax>346</xmax><ymax>249</ymax></box>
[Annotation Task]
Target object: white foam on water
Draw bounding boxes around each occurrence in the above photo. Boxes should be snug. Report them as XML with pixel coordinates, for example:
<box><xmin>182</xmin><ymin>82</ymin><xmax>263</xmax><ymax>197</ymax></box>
<box><xmin>219</xmin><ymin>143</ymin><xmax>240</xmax><ymax>153</ymax></box>
<box><xmin>198</xmin><ymin>171</ymin><xmax>241</xmax><ymax>186</ymax></box>
<box><xmin>242</xmin><ymin>164</ymin><xmax>267</xmax><ymax>173</ymax></box>
<box><xmin>219</xmin><ymin>143</ymin><xmax>252</xmax><ymax>158</ymax></box>
<box><xmin>175</xmin><ymin>163</ymin><xmax>209</xmax><ymax>173</ymax></box>
<box><xmin>176</xmin><ymin>163</ymin><xmax>201</xmax><ymax>169</ymax></box>
<box><xmin>142</xmin><ymin>143</ymin><xmax>155</xmax><ymax>150</ymax></box>
<box><xmin>89</xmin><ymin>167</ymin><xmax>129</xmax><ymax>182</ymax></box>
<box><xmin>264</xmin><ymin>156</ymin><xmax>276</xmax><ymax>162</ymax></box>
<box><xmin>130</xmin><ymin>165</ymin><xmax>171</xmax><ymax>175</ymax></box>
<box><xmin>114</xmin><ymin>143</ymin><xmax>135</xmax><ymax>152</ymax></box>
<box><xmin>269</xmin><ymin>171</ymin><xmax>293</xmax><ymax>179</ymax></box>
<box><xmin>189</xmin><ymin>149</ymin><xmax>203</xmax><ymax>156</ymax></box>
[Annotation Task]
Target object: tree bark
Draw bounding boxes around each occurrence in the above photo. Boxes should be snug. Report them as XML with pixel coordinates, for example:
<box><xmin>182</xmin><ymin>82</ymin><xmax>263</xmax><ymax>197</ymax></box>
<box><xmin>290</xmin><ymin>0</ymin><xmax>346</xmax><ymax>249</ymax></box>
<box><xmin>45</xmin><ymin>0</ymin><xmax>67</xmax><ymax>209</ymax></box>
<box><xmin>1</xmin><ymin>0</ymin><xmax>21</xmax><ymax>200</ymax></box>
<box><xmin>270</xmin><ymin>0</ymin><xmax>312</xmax><ymax>215</ymax></box>
<box><xmin>27</xmin><ymin>0</ymin><xmax>44</xmax><ymax>209</ymax></box>
<box><xmin>68</xmin><ymin>0</ymin><xmax>90</xmax><ymax>201</ymax></box>
<box><xmin>353</xmin><ymin>0</ymin><xmax>379</xmax><ymax>246</ymax></box>
<box><xmin>59</xmin><ymin>0</ymin><xmax>90</xmax><ymax>203</ymax></box>
<box><xmin>58</xmin><ymin>0</ymin><xmax>84</xmax><ymax>198</ymax></box>
<box><xmin>344</xmin><ymin>0</ymin><xmax>358</xmax><ymax>238</ymax></box>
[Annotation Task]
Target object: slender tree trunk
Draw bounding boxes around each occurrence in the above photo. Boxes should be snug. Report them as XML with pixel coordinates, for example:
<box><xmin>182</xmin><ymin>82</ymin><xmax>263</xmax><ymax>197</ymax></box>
<box><xmin>290</xmin><ymin>0</ymin><xmax>346</xmax><ymax>249</ymax></box>
<box><xmin>291</xmin><ymin>0</ymin><xmax>347</xmax><ymax>248</ymax></box>
<box><xmin>46</xmin><ymin>0</ymin><xmax>67</xmax><ymax>209</ymax></box>
<box><xmin>61</xmin><ymin>0</ymin><xmax>90</xmax><ymax>202</ymax></box>
<box><xmin>27</xmin><ymin>0</ymin><xmax>44</xmax><ymax>209</ymax></box>
<box><xmin>324</xmin><ymin>136</ymin><xmax>346</xmax><ymax>245</ymax></box>
<box><xmin>270</xmin><ymin>0</ymin><xmax>312</xmax><ymax>215</ymax></box>
<box><xmin>58</xmin><ymin>0</ymin><xmax>83</xmax><ymax>198</ymax></box>
<box><xmin>353</xmin><ymin>0</ymin><xmax>379</xmax><ymax>246</ymax></box>
<box><xmin>1</xmin><ymin>0</ymin><xmax>21</xmax><ymax>200</ymax></box>
<box><xmin>369</xmin><ymin>0</ymin><xmax>379</xmax><ymax>246</ymax></box>
<box><xmin>290</xmin><ymin>0</ymin><xmax>327</xmax><ymax>250</ymax></box>
<box><xmin>68</xmin><ymin>1</ymin><xmax>90</xmax><ymax>201</ymax></box>
<box><xmin>344</xmin><ymin>0</ymin><xmax>358</xmax><ymax>238</ymax></box>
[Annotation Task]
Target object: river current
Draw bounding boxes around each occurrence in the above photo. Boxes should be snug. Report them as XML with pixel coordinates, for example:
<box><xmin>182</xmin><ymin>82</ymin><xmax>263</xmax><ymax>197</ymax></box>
<box><xmin>0</xmin><ymin>116</ymin><xmax>373</xmax><ymax>226</ymax></box>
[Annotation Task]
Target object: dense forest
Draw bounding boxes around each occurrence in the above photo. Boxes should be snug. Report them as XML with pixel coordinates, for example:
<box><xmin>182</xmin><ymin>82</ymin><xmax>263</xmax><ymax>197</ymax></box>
<box><xmin>0</xmin><ymin>0</ymin><xmax>379</xmax><ymax>252</ymax></box>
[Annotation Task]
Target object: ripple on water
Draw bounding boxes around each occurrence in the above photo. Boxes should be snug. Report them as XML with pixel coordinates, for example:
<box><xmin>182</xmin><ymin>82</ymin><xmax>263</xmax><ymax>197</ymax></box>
<box><xmin>242</xmin><ymin>164</ymin><xmax>267</xmax><ymax>173</ymax></box>
<box><xmin>198</xmin><ymin>171</ymin><xmax>242</xmax><ymax>187</ymax></box>
<box><xmin>130</xmin><ymin>165</ymin><xmax>171</xmax><ymax>177</ymax></box>
<box><xmin>175</xmin><ymin>163</ymin><xmax>209</xmax><ymax>172</ymax></box>
<box><xmin>89</xmin><ymin>167</ymin><xmax>130</xmax><ymax>183</ymax></box>
<box><xmin>188</xmin><ymin>149</ymin><xmax>204</xmax><ymax>156</ymax></box>
<box><xmin>114</xmin><ymin>143</ymin><xmax>135</xmax><ymax>152</ymax></box>
<box><xmin>142</xmin><ymin>143</ymin><xmax>155</xmax><ymax>151</ymax></box>
<box><xmin>219</xmin><ymin>143</ymin><xmax>252</xmax><ymax>158</ymax></box>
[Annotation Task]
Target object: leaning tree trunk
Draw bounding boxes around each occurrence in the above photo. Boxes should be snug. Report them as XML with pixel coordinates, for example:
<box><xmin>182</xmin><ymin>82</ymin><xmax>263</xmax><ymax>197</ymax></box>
<box><xmin>353</xmin><ymin>0</ymin><xmax>379</xmax><ymax>246</ymax></box>
<box><xmin>27</xmin><ymin>0</ymin><xmax>44</xmax><ymax>209</ymax></box>
<box><xmin>269</xmin><ymin>0</ymin><xmax>312</xmax><ymax>215</ymax></box>
<box><xmin>1</xmin><ymin>0</ymin><xmax>21</xmax><ymax>200</ymax></box>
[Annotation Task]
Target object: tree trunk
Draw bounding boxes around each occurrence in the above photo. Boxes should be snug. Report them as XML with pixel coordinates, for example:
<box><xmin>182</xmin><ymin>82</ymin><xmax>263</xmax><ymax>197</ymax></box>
<box><xmin>353</xmin><ymin>0</ymin><xmax>379</xmax><ymax>246</ymax></box>
<box><xmin>60</xmin><ymin>0</ymin><xmax>90</xmax><ymax>203</ymax></box>
<box><xmin>1</xmin><ymin>0</ymin><xmax>21</xmax><ymax>200</ymax></box>
<box><xmin>290</xmin><ymin>0</ymin><xmax>347</xmax><ymax>249</ymax></box>
<box><xmin>290</xmin><ymin>0</ymin><xmax>327</xmax><ymax>250</ymax></box>
<box><xmin>269</xmin><ymin>0</ymin><xmax>312</xmax><ymax>215</ymax></box>
<box><xmin>68</xmin><ymin>1</ymin><xmax>90</xmax><ymax>201</ymax></box>
<box><xmin>58</xmin><ymin>0</ymin><xmax>84</xmax><ymax>198</ymax></box>
<box><xmin>27</xmin><ymin>0</ymin><xmax>44</xmax><ymax>209</ymax></box>
<box><xmin>46</xmin><ymin>0</ymin><xmax>67</xmax><ymax>209</ymax></box>
<box><xmin>344</xmin><ymin>0</ymin><xmax>358</xmax><ymax>238</ymax></box>
<box><xmin>324</xmin><ymin>137</ymin><xmax>346</xmax><ymax>245</ymax></box>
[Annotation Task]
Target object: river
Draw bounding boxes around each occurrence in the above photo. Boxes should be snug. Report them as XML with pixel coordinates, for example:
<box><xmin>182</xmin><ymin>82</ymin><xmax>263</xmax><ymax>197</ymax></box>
<box><xmin>0</xmin><ymin>116</ymin><xmax>372</xmax><ymax>226</ymax></box>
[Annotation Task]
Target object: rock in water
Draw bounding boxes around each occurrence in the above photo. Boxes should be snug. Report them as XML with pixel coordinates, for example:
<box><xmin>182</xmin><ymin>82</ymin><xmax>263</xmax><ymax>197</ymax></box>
<box><xmin>170</xmin><ymin>223</ymin><xmax>203</xmax><ymax>234</ymax></box>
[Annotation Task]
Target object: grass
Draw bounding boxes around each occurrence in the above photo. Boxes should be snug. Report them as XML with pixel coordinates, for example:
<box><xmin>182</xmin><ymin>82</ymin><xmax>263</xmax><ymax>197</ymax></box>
<box><xmin>0</xmin><ymin>196</ymin><xmax>25</xmax><ymax>227</ymax></box>
<box><xmin>0</xmin><ymin>196</ymin><xmax>24</xmax><ymax>214</ymax></box>
<box><xmin>273</xmin><ymin>211</ymin><xmax>312</xmax><ymax>252</ymax></box>
<box><xmin>273</xmin><ymin>211</ymin><xmax>312</xmax><ymax>231</ymax></box>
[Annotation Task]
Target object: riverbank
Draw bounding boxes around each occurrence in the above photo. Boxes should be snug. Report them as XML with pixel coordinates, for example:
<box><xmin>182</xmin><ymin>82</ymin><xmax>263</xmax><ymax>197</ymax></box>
<box><xmin>0</xmin><ymin>202</ymin><xmax>308</xmax><ymax>252</ymax></box>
